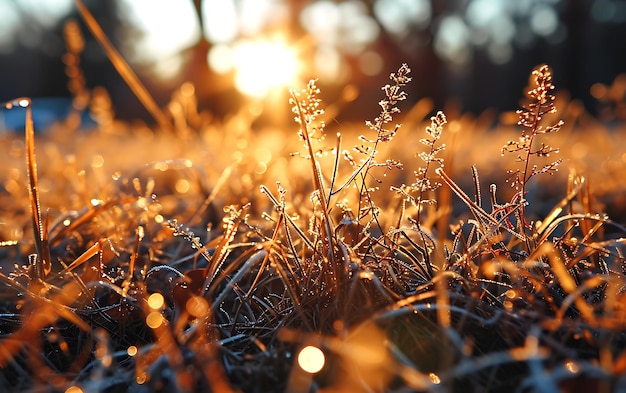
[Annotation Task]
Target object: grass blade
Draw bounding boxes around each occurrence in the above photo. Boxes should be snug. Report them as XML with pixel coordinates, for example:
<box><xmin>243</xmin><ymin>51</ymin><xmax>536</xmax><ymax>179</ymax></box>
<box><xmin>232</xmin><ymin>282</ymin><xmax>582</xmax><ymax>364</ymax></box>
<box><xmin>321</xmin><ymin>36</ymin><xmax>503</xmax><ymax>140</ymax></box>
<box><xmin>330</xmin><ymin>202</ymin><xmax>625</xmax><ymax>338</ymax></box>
<box><xmin>22</xmin><ymin>98</ymin><xmax>51</xmax><ymax>277</ymax></box>
<box><xmin>75</xmin><ymin>0</ymin><xmax>175</xmax><ymax>132</ymax></box>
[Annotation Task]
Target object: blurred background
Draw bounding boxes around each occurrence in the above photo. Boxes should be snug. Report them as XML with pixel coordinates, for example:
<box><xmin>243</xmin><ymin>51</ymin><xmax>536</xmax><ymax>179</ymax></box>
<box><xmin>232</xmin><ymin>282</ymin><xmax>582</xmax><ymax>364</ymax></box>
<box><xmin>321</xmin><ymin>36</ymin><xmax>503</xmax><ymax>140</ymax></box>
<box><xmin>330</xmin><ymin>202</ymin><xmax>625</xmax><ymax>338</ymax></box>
<box><xmin>0</xmin><ymin>0</ymin><xmax>625</xmax><ymax>127</ymax></box>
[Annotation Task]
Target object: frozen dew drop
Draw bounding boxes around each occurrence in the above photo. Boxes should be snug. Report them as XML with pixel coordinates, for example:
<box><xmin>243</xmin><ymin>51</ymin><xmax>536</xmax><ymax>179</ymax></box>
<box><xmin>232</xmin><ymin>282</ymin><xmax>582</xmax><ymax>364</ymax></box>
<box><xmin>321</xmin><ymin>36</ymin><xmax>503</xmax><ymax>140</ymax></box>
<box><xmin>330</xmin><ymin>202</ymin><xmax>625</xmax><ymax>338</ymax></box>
<box><xmin>429</xmin><ymin>372</ymin><xmax>441</xmax><ymax>384</ymax></box>
<box><xmin>565</xmin><ymin>360</ymin><xmax>579</xmax><ymax>374</ymax></box>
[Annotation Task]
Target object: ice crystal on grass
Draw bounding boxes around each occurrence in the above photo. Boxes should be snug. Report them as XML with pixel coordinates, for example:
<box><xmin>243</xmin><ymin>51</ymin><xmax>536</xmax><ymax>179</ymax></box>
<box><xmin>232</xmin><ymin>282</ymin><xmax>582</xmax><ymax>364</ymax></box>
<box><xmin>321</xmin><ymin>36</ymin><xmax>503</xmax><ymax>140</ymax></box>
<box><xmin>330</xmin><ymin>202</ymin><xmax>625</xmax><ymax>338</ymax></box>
<box><xmin>413</xmin><ymin>112</ymin><xmax>447</xmax><ymax>213</ymax></box>
<box><xmin>168</xmin><ymin>219</ymin><xmax>204</xmax><ymax>251</ymax></box>
<box><xmin>290</xmin><ymin>80</ymin><xmax>325</xmax><ymax>149</ymax></box>
<box><xmin>364</xmin><ymin>63</ymin><xmax>411</xmax><ymax>143</ymax></box>
<box><xmin>502</xmin><ymin>64</ymin><xmax>564</xmax><ymax>231</ymax></box>
<box><xmin>344</xmin><ymin>64</ymin><xmax>412</xmax><ymax>227</ymax></box>
<box><xmin>4</xmin><ymin>19</ymin><xmax>626</xmax><ymax>391</ymax></box>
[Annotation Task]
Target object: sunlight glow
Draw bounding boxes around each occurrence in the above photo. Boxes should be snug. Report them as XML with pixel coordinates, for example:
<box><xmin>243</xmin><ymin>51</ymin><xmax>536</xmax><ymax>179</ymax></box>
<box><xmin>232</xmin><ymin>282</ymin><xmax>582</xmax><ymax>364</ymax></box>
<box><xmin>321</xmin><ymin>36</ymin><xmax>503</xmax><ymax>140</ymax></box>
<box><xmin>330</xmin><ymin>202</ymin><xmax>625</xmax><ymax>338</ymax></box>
<box><xmin>202</xmin><ymin>0</ymin><xmax>238</xmax><ymax>43</ymax></box>
<box><xmin>239</xmin><ymin>0</ymin><xmax>288</xmax><ymax>36</ymax></box>
<box><xmin>203</xmin><ymin>0</ymin><xmax>287</xmax><ymax>43</ymax></box>
<box><xmin>297</xmin><ymin>346</ymin><xmax>325</xmax><ymax>374</ymax></box>
<box><xmin>208</xmin><ymin>37</ymin><xmax>300</xmax><ymax>96</ymax></box>
<box><xmin>118</xmin><ymin>0</ymin><xmax>201</xmax><ymax>78</ymax></box>
<box><xmin>208</xmin><ymin>44</ymin><xmax>234</xmax><ymax>74</ymax></box>
<box><xmin>231</xmin><ymin>39</ymin><xmax>300</xmax><ymax>97</ymax></box>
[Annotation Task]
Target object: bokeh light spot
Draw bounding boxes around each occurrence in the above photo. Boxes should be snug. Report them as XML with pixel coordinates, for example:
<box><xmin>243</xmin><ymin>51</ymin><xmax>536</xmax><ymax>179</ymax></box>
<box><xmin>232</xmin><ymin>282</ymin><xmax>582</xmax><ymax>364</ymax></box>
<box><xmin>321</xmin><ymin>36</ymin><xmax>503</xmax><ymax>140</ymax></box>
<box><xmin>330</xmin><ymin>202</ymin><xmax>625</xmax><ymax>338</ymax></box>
<box><xmin>208</xmin><ymin>44</ymin><xmax>234</xmax><ymax>74</ymax></box>
<box><xmin>314</xmin><ymin>45</ymin><xmax>343</xmax><ymax>81</ymax></box>
<box><xmin>590</xmin><ymin>83</ymin><xmax>607</xmax><ymax>99</ymax></box>
<box><xmin>91</xmin><ymin>154</ymin><xmax>104</xmax><ymax>168</ymax></box>
<box><xmin>202</xmin><ymin>0</ymin><xmax>238</xmax><ymax>43</ymax></box>
<box><xmin>487</xmin><ymin>42</ymin><xmax>513</xmax><ymax>64</ymax></box>
<box><xmin>175</xmin><ymin>179</ymin><xmax>191</xmax><ymax>194</ymax></box>
<box><xmin>118</xmin><ymin>0</ymin><xmax>200</xmax><ymax>79</ymax></box>
<box><xmin>591</xmin><ymin>0</ymin><xmax>616</xmax><ymax>23</ymax></box>
<box><xmin>254</xmin><ymin>162</ymin><xmax>268</xmax><ymax>175</ymax></box>
<box><xmin>374</xmin><ymin>0</ymin><xmax>431</xmax><ymax>34</ymax></box>
<box><xmin>358</xmin><ymin>51</ymin><xmax>384</xmax><ymax>76</ymax></box>
<box><xmin>531</xmin><ymin>6</ymin><xmax>558</xmax><ymax>37</ymax></box>
<box><xmin>186</xmin><ymin>295</ymin><xmax>209</xmax><ymax>318</ymax></box>
<box><xmin>435</xmin><ymin>16</ymin><xmax>471</xmax><ymax>65</ymax></box>
<box><xmin>297</xmin><ymin>345</ymin><xmax>325</xmax><ymax>374</ymax></box>
<box><xmin>127</xmin><ymin>345</ymin><xmax>138</xmax><ymax>357</ymax></box>
<box><xmin>147</xmin><ymin>293</ymin><xmax>165</xmax><ymax>310</ymax></box>
<box><xmin>146</xmin><ymin>311</ymin><xmax>163</xmax><ymax>329</ymax></box>
<box><xmin>136</xmin><ymin>372</ymin><xmax>148</xmax><ymax>385</ymax></box>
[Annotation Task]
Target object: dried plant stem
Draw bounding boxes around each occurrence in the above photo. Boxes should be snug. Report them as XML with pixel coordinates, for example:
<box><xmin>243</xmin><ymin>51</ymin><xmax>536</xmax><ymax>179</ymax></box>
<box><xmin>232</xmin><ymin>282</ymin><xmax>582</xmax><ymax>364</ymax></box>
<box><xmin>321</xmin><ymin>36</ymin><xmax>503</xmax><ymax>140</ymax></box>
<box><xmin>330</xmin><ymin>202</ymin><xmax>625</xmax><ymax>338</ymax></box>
<box><xmin>503</xmin><ymin>64</ymin><xmax>563</xmax><ymax>234</ymax></box>
<box><xmin>436</xmin><ymin>167</ymin><xmax>524</xmax><ymax>243</ymax></box>
<box><xmin>290</xmin><ymin>92</ymin><xmax>341</xmax><ymax>293</ymax></box>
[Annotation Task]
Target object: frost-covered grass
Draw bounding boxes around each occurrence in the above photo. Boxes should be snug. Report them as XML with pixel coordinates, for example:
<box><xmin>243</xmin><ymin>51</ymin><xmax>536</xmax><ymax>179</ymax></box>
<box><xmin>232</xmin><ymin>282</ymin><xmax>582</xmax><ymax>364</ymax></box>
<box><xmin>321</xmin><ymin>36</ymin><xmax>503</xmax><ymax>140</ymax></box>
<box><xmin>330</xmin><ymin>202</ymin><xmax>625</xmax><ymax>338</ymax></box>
<box><xmin>1</xmin><ymin>13</ymin><xmax>626</xmax><ymax>393</ymax></box>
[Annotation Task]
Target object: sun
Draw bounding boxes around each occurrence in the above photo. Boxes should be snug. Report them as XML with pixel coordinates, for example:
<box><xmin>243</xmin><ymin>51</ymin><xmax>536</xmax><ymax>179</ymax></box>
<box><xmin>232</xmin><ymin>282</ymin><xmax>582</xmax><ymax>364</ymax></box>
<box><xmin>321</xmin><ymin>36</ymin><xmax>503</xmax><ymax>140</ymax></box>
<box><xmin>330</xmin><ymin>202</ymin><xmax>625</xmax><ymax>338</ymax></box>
<box><xmin>233</xmin><ymin>39</ymin><xmax>300</xmax><ymax>97</ymax></box>
<box><xmin>209</xmin><ymin>37</ymin><xmax>300</xmax><ymax>98</ymax></box>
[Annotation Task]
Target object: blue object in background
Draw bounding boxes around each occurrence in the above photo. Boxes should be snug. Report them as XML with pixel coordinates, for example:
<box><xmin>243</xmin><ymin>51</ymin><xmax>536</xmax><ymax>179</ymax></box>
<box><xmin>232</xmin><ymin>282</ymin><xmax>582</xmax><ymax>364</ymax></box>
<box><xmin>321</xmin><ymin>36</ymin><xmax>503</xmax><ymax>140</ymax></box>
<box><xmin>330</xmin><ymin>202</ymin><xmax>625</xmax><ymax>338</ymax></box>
<box><xmin>0</xmin><ymin>97</ymin><xmax>95</xmax><ymax>133</ymax></box>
